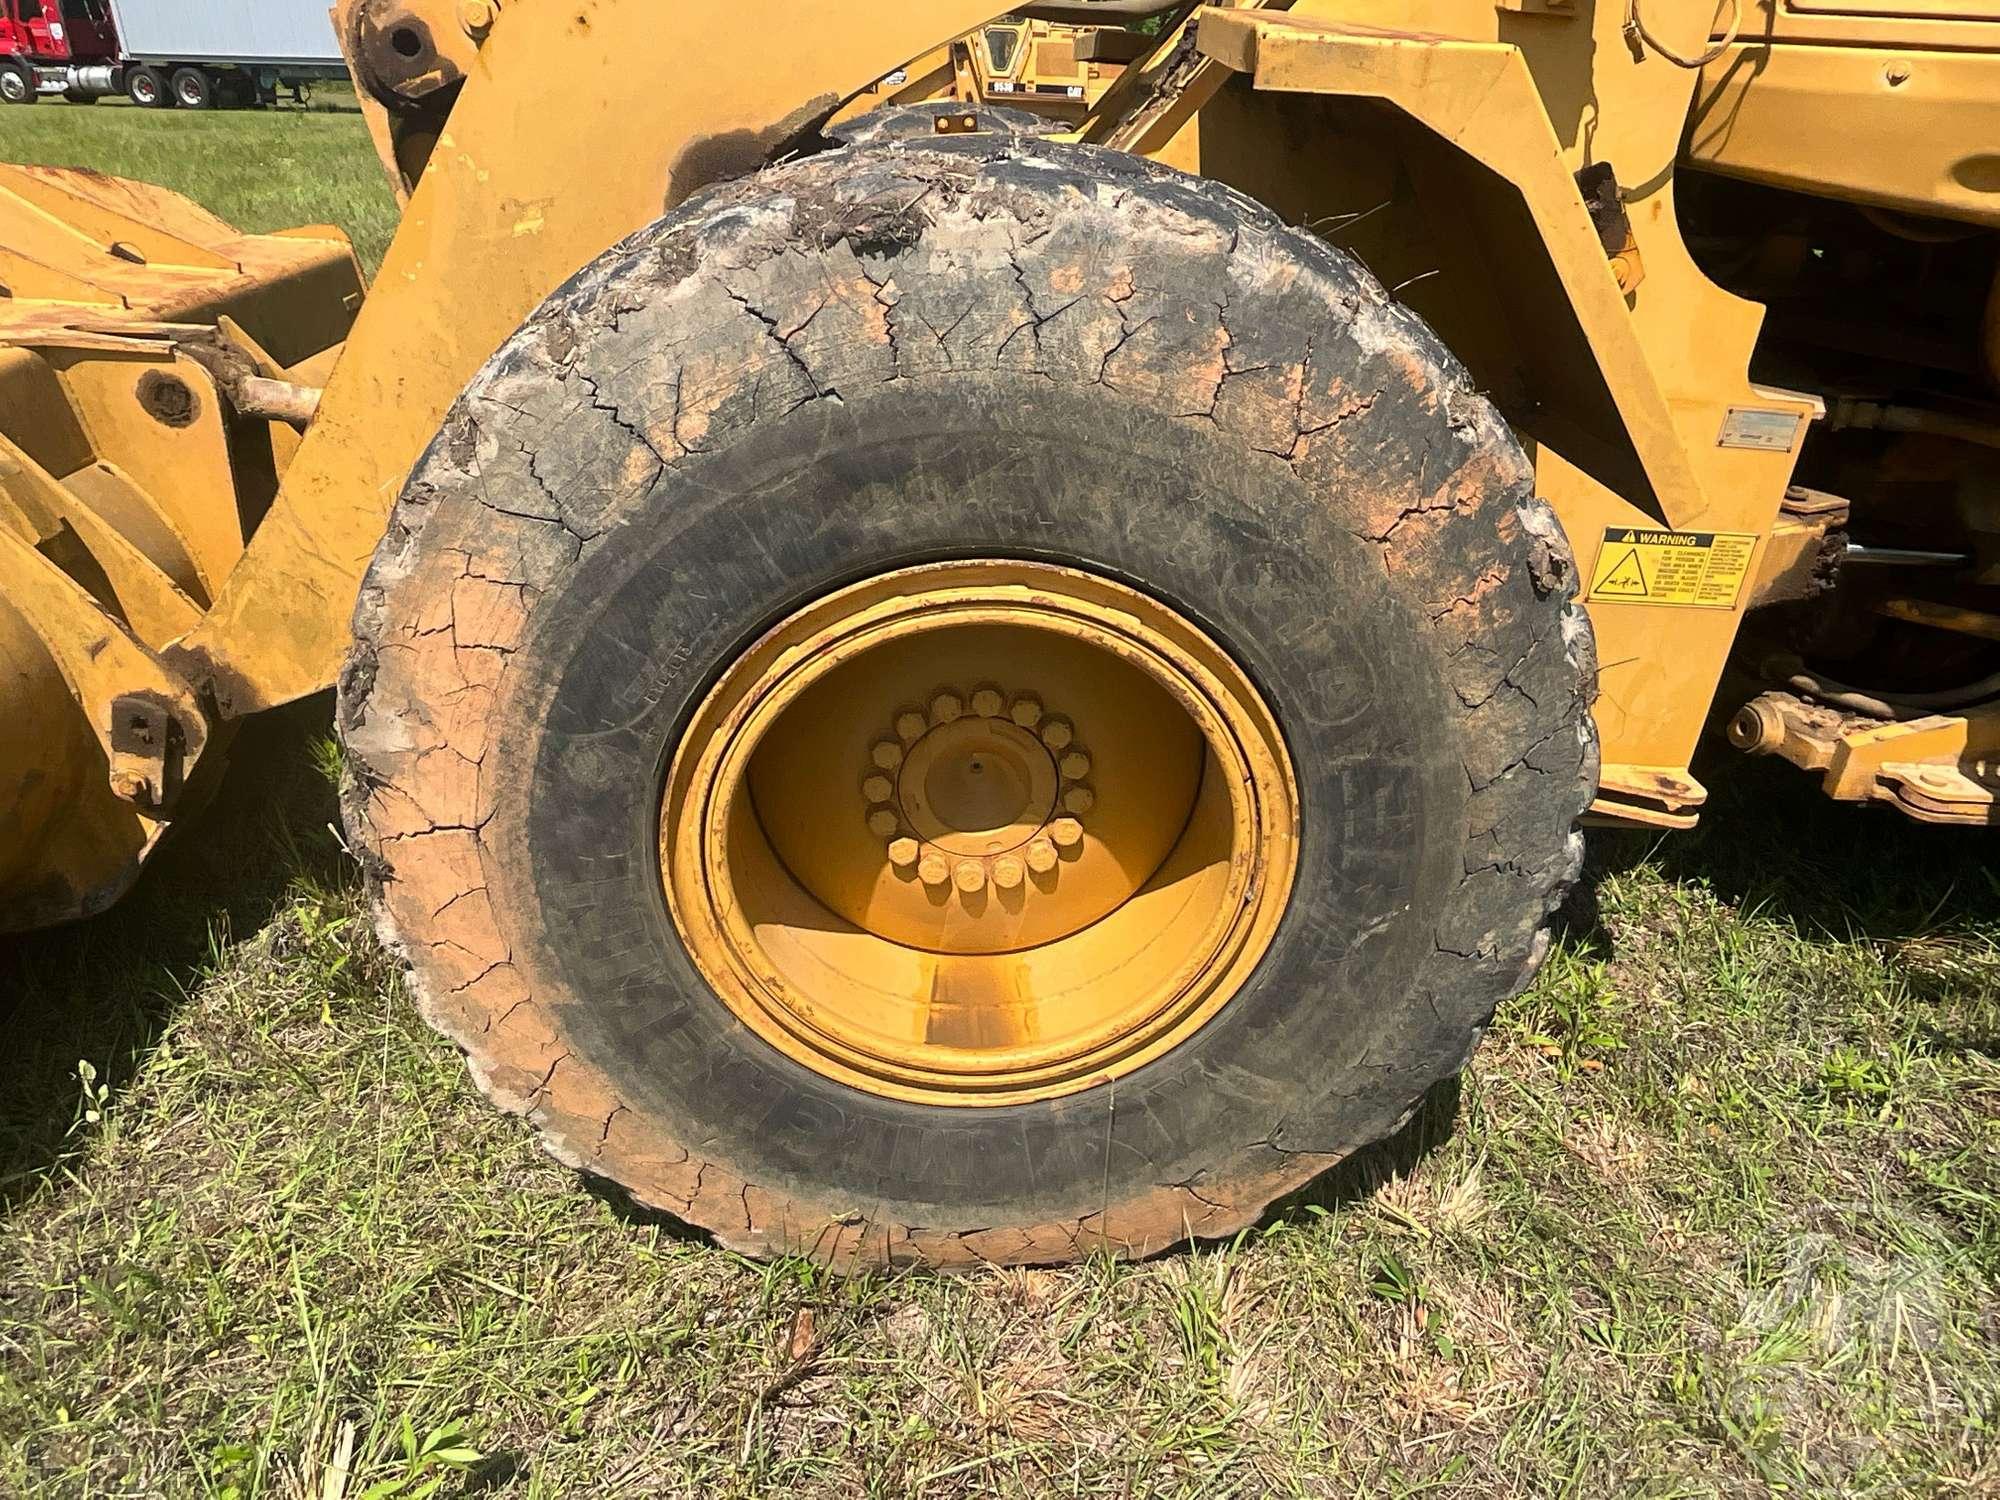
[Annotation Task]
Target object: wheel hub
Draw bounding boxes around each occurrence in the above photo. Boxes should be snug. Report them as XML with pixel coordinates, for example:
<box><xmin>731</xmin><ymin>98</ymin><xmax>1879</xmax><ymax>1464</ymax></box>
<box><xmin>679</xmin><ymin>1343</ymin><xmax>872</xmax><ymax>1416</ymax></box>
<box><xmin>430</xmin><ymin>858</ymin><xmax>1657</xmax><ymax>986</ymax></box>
<box><xmin>660</xmin><ymin>561</ymin><xmax>1298</xmax><ymax>1105</ymax></box>
<box><xmin>865</xmin><ymin>687</ymin><xmax>1094</xmax><ymax>913</ymax></box>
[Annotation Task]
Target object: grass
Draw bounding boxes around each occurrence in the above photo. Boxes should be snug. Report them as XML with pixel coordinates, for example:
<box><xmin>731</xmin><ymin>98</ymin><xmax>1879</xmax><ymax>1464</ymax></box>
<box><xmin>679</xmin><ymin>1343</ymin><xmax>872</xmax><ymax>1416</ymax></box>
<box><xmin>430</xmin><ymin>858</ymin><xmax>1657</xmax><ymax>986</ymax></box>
<box><xmin>3</xmin><ymin>101</ymin><xmax>1998</xmax><ymax>1500</ymax></box>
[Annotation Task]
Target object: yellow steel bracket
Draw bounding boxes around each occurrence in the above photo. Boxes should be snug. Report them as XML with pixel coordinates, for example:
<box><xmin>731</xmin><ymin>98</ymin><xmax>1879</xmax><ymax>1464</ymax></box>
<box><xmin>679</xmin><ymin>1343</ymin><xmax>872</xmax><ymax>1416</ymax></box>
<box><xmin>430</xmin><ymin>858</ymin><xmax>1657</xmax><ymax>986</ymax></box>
<box><xmin>1194</xmin><ymin>7</ymin><xmax>1710</xmax><ymax>531</ymax></box>
<box><xmin>0</xmin><ymin>423</ymin><xmax>204</xmax><ymax>649</ymax></box>
<box><xmin>174</xmin><ymin>0</ymin><xmax>1018</xmax><ymax>716</ymax></box>
<box><xmin>0</xmin><ymin>523</ymin><xmax>210</xmax><ymax>814</ymax></box>
<box><xmin>1732</xmin><ymin>692</ymin><xmax>2000</xmax><ymax>827</ymax></box>
<box><xmin>1082</xmin><ymin>1</ymin><xmax>1283</xmax><ymax>158</ymax></box>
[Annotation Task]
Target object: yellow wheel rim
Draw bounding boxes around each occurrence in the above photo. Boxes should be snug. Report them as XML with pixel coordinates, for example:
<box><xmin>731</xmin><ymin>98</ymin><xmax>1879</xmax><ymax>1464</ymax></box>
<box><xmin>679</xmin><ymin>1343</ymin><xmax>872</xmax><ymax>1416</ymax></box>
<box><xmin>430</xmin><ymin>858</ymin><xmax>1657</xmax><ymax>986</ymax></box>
<box><xmin>660</xmin><ymin>561</ymin><xmax>1299</xmax><ymax>1106</ymax></box>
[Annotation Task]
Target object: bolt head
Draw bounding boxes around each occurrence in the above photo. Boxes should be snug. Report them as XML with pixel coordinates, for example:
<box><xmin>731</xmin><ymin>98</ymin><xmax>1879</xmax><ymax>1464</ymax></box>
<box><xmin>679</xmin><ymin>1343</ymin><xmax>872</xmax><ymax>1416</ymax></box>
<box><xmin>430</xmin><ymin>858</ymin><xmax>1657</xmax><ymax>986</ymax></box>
<box><xmin>109</xmin><ymin>770</ymin><xmax>151</xmax><ymax>804</ymax></box>
<box><xmin>1025</xmin><ymin>837</ymin><xmax>1058</xmax><ymax>873</ymax></box>
<box><xmin>1062</xmin><ymin>786</ymin><xmax>1095</xmax><ymax>815</ymax></box>
<box><xmin>919</xmin><ymin>853</ymin><xmax>951</xmax><ymax>886</ymax></box>
<box><xmin>871</xmin><ymin>739</ymin><xmax>904</xmax><ymax>770</ymax></box>
<box><xmin>862</xmin><ymin>773</ymin><xmax>894</xmax><ymax>804</ymax></box>
<box><xmin>992</xmin><ymin>855</ymin><xmax>1024</xmax><ymax>889</ymax></box>
<box><xmin>1049</xmin><ymin>816</ymin><xmax>1083</xmax><ymax>848</ymax></box>
<box><xmin>970</xmin><ymin>688</ymin><xmax>1004</xmax><ymax>718</ymax></box>
<box><xmin>895</xmin><ymin>710</ymin><xmax>929</xmax><ymax>743</ymax></box>
<box><xmin>953</xmin><ymin>860</ymin><xmax>986</xmax><ymax>893</ymax></box>
<box><xmin>930</xmin><ymin>692</ymin><xmax>964</xmax><ymax>725</ymax></box>
<box><xmin>458</xmin><ymin>0</ymin><xmax>495</xmax><ymax>36</ymax></box>
<box><xmin>1059</xmin><ymin>751</ymin><xmax>1090</xmax><ymax>780</ymax></box>
<box><xmin>888</xmin><ymin>837</ymin><xmax>921</xmax><ymax>868</ymax></box>
<box><xmin>867</xmin><ymin>808</ymin><xmax>902</xmax><ymax>838</ymax></box>
<box><xmin>1885</xmin><ymin>59</ymin><xmax>1911</xmax><ymax>84</ymax></box>
<box><xmin>1040</xmin><ymin>716</ymin><xmax>1073</xmax><ymax>751</ymax></box>
<box><xmin>1008</xmin><ymin>695</ymin><xmax>1043</xmax><ymax>729</ymax></box>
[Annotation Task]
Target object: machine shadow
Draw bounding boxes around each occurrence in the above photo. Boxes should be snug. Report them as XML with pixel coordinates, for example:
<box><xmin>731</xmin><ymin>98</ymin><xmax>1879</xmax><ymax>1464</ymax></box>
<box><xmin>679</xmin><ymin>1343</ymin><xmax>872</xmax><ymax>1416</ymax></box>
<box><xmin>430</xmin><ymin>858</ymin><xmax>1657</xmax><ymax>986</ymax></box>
<box><xmin>0</xmin><ymin>694</ymin><xmax>347</xmax><ymax>1215</ymax></box>
<box><xmin>1561</xmin><ymin>744</ymin><xmax>1998</xmax><ymax>956</ymax></box>
<box><xmin>1265</xmin><ymin>1073</ymin><xmax>1467</xmax><ymax>1231</ymax></box>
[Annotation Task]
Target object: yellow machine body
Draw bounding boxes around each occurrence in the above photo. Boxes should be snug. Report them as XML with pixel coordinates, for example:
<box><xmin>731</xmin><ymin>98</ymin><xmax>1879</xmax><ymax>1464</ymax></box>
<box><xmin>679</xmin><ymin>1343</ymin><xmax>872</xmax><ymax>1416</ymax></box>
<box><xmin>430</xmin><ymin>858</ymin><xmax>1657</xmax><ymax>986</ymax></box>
<box><xmin>3</xmin><ymin>0</ymin><xmax>1998</xmax><ymax>928</ymax></box>
<box><xmin>844</xmin><ymin>18</ymin><xmax>1142</xmax><ymax>131</ymax></box>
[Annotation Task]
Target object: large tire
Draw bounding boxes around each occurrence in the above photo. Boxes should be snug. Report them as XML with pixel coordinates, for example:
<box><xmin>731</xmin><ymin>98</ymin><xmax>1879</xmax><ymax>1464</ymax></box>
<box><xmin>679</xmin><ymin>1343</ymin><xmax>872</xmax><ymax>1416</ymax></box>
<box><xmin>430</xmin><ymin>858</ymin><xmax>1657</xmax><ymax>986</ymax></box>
<box><xmin>340</xmin><ymin>117</ymin><xmax>1597</xmax><ymax>1269</ymax></box>
<box><xmin>0</xmin><ymin>62</ymin><xmax>32</xmax><ymax>106</ymax></box>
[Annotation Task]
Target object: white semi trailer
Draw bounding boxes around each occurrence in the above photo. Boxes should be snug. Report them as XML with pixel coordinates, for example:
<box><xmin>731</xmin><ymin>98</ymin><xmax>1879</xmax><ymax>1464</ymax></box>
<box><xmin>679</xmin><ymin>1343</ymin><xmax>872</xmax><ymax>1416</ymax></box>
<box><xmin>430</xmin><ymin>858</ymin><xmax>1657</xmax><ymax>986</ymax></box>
<box><xmin>0</xmin><ymin>0</ymin><xmax>344</xmax><ymax>109</ymax></box>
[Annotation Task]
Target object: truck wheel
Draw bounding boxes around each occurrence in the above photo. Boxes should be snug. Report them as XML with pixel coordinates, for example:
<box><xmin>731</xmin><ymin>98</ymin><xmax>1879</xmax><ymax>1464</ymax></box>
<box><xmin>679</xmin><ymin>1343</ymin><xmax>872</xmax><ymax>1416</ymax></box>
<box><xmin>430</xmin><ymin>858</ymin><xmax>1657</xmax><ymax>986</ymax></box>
<box><xmin>169</xmin><ymin>67</ymin><xmax>212</xmax><ymax>109</ymax></box>
<box><xmin>0</xmin><ymin>63</ymin><xmax>31</xmax><ymax>105</ymax></box>
<box><xmin>341</xmin><ymin>124</ymin><xmax>1597</xmax><ymax>1268</ymax></box>
<box><xmin>125</xmin><ymin>66</ymin><xmax>165</xmax><ymax>107</ymax></box>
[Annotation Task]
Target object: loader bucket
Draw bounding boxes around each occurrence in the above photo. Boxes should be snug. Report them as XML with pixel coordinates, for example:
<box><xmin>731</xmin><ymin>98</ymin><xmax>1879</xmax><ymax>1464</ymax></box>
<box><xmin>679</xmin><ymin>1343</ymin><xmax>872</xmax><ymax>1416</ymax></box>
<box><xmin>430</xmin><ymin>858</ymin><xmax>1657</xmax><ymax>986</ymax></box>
<box><xmin>0</xmin><ymin>165</ymin><xmax>363</xmax><ymax>929</ymax></box>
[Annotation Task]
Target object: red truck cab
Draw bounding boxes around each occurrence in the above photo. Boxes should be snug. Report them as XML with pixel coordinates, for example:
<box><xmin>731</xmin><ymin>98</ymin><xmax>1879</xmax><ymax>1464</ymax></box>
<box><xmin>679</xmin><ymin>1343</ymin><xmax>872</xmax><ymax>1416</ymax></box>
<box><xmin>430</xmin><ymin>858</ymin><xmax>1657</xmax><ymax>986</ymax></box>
<box><xmin>1</xmin><ymin>0</ymin><xmax>120</xmax><ymax>104</ymax></box>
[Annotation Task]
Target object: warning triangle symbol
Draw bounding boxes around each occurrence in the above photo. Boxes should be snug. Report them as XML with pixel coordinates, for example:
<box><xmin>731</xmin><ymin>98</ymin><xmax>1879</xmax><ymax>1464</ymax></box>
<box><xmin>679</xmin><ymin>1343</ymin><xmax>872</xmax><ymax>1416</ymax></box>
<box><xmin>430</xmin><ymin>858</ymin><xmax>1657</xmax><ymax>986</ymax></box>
<box><xmin>1597</xmin><ymin>547</ymin><xmax>1649</xmax><ymax>597</ymax></box>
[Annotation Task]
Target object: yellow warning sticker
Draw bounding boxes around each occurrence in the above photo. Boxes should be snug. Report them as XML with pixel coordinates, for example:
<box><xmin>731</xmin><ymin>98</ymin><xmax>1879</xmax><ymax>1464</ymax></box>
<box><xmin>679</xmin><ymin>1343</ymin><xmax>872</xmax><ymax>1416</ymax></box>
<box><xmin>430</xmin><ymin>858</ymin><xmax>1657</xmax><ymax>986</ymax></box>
<box><xmin>1588</xmin><ymin>528</ymin><xmax>1757</xmax><ymax>609</ymax></box>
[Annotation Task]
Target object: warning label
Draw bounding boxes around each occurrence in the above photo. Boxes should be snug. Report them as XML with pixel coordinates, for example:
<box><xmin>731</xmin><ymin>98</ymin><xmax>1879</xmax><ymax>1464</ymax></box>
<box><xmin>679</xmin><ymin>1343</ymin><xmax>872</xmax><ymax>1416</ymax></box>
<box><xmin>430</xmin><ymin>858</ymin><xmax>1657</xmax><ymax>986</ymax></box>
<box><xmin>1587</xmin><ymin>528</ymin><xmax>1757</xmax><ymax>609</ymax></box>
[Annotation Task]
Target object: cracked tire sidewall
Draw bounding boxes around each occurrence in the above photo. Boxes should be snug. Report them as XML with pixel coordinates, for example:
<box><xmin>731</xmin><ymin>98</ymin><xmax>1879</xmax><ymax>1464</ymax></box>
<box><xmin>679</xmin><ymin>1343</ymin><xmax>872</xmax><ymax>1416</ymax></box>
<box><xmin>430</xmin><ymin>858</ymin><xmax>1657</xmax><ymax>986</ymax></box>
<box><xmin>339</xmin><ymin>130</ymin><xmax>1598</xmax><ymax>1268</ymax></box>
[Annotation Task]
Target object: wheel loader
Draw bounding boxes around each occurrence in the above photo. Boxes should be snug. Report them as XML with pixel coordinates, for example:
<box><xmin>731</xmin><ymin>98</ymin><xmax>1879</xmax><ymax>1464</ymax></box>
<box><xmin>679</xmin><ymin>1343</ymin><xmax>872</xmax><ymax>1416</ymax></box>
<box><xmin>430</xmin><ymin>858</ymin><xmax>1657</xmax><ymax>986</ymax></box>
<box><xmin>2</xmin><ymin>0</ymin><xmax>1995</xmax><ymax>1268</ymax></box>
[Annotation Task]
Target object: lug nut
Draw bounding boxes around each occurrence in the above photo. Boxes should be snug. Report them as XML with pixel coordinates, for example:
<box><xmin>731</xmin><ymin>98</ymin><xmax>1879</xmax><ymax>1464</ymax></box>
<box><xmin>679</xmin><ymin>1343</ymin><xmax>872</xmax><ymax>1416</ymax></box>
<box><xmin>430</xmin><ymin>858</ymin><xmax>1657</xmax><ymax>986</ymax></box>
<box><xmin>1049</xmin><ymin>816</ymin><xmax>1083</xmax><ymax>848</ymax></box>
<box><xmin>871</xmin><ymin>739</ymin><xmax>904</xmax><ymax>770</ymax></box>
<box><xmin>1040</xmin><ymin>716</ymin><xmax>1073</xmax><ymax>751</ymax></box>
<box><xmin>919</xmin><ymin>853</ymin><xmax>951</xmax><ymax>886</ymax></box>
<box><xmin>1009</xmin><ymin>695</ymin><xmax>1043</xmax><ymax>729</ymax></box>
<box><xmin>992</xmin><ymin>855</ymin><xmax>1024</xmax><ymax>889</ymax></box>
<box><xmin>1025</xmin><ymin>837</ymin><xmax>1058</xmax><ymax>873</ymax></box>
<box><xmin>888</xmin><ymin>837</ymin><xmax>921</xmax><ymax>868</ymax></box>
<box><xmin>953</xmin><ymin>860</ymin><xmax>987</xmax><ymax>893</ymax></box>
<box><xmin>868</xmin><ymin>809</ymin><xmax>901</xmax><ymax>838</ymax></box>
<box><xmin>1059</xmin><ymin>751</ymin><xmax>1090</xmax><ymax>780</ymax></box>
<box><xmin>895</xmin><ymin>710</ymin><xmax>929</xmax><ymax>743</ymax></box>
<box><xmin>459</xmin><ymin>0</ymin><xmax>495</xmax><ymax>38</ymax></box>
<box><xmin>862</xmin><ymin>773</ymin><xmax>894</xmax><ymax>804</ymax></box>
<box><xmin>930</xmin><ymin>692</ymin><xmax>964</xmax><ymax>725</ymax></box>
<box><xmin>971</xmin><ymin>687</ymin><xmax>1004</xmax><ymax>718</ymax></box>
<box><xmin>1062</xmin><ymin>786</ymin><xmax>1095</xmax><ymax>815</ymax></box>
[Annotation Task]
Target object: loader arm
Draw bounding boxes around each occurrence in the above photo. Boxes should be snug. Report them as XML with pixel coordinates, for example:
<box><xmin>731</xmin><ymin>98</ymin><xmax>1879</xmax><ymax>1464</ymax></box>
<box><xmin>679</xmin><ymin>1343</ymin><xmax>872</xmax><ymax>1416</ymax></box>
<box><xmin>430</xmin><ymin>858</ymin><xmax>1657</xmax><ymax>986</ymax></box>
<box><xmin>171</xmin><ymin>0</ymin><xmax>1019</xmax><ymax>715</ymax></box>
